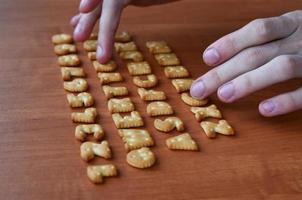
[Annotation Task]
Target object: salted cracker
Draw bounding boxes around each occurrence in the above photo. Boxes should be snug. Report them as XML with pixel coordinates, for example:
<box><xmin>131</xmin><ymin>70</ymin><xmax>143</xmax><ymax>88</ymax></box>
<box><xmin>112</xmin><ymin>111</ymin><xmax>144</xmax><ymax>129</ymax></box>
<box><xmin>191</xmin><ymin>104</ymin><xmax>222</xmax><ymax>121</ymax></box>
<box><xmin>181</xmin><ymin>92</ymin><xmax>208</xmax><ymax>107</ymax></box>
<box><xmin>127</xmin><ymin>147</ymin><xmax>156</xmax><ymax>169</ymax></box>
<box><xmin>75</xmin><ymin>124</ymin><xmax>104</xmax><ymax>142</ymax></box>
<box><xmin>93</xmin><ymin>60</ymin><xmax>117</xmax><ymax>72</ymax></box>
<box><xmin>52</xmin><ymin>33</ymin><xmax>73</xmax><ymax>45</ymax></box>
<box><xmin>87</xmin><ymin>164</ymin><xmax>117</xmax><ymax>184</ymax></box>
<box><xmin>154</xmin><ymin>53</ymin><xmax>180</xmax><ymax>66</ymax></box>
<box><xmin>102</xmin><ymin>85</ymin><xmax>129</xmax><ymax>99</ymax></box>
<box><xmin>118</xmin><ymin>129</ymin><xmax>154</xmax><ymax>151</ymax></box>
<box><xmin>98</xmin><ymin>72</ymin><xmax>123</xmax><ymax>85</ymax></box>
<box><xmin>200</xmin><ymin>120</ymin><xmax>234</xmax><ymax>138</ymax></box>
<box><xmin>108</xmin><ymin>98</ymin><xmax>135</xmax><ymax>113</ymax></box>
<box><xmin>119</xmin><ymin>51</ymin><xmax>144</xmax><ymax>62</ymax></box>
<box><xmin>171</xmin><ymin>79</ymin><xmax>193</xmax><ymax>93</ymax></box>
<box><xmin>63</xmin><ymin>78</ymin><xmax>88</xmax><ymax>92</ymax></box>
<box><xmin>81</xmin><ymin>141</ymin><xmax>111</xmax><ymax>161</ymax></box>
<box><xmin>164</xmin><ymin>66</ymin><xmax>189</xmax><ymax>78</ymax></box>
<box><xmin>71</xmin><ymin>107</ymin><xmax>97</xmax><ymax>123</ymax></box>
<box><xmin>154</xmin><ymin>117</ymin><xmax>184</xmax><ymax>133</ymax></box>
<box><xmin>146</xmin><ymin>101</ymin><xmax>174</xmax><ymax>117</ymax></box>
<box><xmin>61</xmin><ymin>67</ymin><xmax>85</xmax><ymax>81</ymax></box>
<box><xmin>146</xmin><ymin>41</ymin><xmax>172</xmax><ymax>54</ymax></box>
<box><xmin>166</xmin><ymin>133</ymin><xmax>198</xmax><ymax>151</ymax></box>
<box><xmin>127</xmin><ymin>61</ymin><xmax>152</xmax><ymax>76</ymax></box>
<box><xmin>66</xmin><ymin>92</ymin><xmax>94</xmax><ymax>108</ymax></box>
<box><xmin>137</xmin><ymin>88</ymin><xmax>166</xmax><ymax>101</ymax></box>
<box><xmin>133</xmin><ymin>74</ymin><xmax>158</xmax><ymax>88</ymax></box>
<box><xmin>58</xmin><ymin>54</ymin><xmax>81</xmax><ymax>67</ymax></box>
<box><xmin>54</xmin><ymin>44</ymin><xmax>77</xmax><ymax>56</ymax></box>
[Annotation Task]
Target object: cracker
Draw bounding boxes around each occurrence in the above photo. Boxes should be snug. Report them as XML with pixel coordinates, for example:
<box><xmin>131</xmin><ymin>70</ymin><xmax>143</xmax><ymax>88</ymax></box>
<box><xmin>61</xmin><ymin>67</ymin><xmax>85</xmax><ymax>81</ymax></box>
<box><xmin>75</xmin><ymin>124</ymin><xmax>104</xmax><ymax>142</ymax></box>
<box><xmin>115</xmin><ymin>31</ymin><xmax>132</xmax><ymax>42</ymax></box>
<box><xmin>108</xmin><ymin>98</ymin><xmax>135</xmax><ymax>113</ymax></box>
<box><xmin>98</xmin><ymin>72</ymin><xmax>123</xmax><ymax>85</ymax></box>
<box><xmin>87</xmin><ymin>164</ymin><xmax>118</xmax><ymax>184</ymax></box>
<box><xmin>154</xmin><ymin>117</ymin><xmax>184</xmax><ymax>133</ymax></box>
<box><xmin>93</xmin><ymin>60</ymin><xmax>117</xmax><ymax>72</ymax></box>
<box><xmin>146</xmin><ymin>101</ymin><xmax>174</xmax><ymax>117</ymax></box>
<box><xmin>181</xmin><ymin>92</ymin><xmax>208</xmax><ymax>107</ymax></box>
<box><xmin>102</xmin><ymin>85</ymin><xmax>129</xmax><ymax>99</ymax></box>
<box><xmin>191</xmin><ymin>105</ymin><xmax>222</xmax><ymax>121</ymax></box>
<box><xmin>52</xmin><ymin>34</ymin><xmax>73</xmax><ymax>45</ymax></box>
<box><xmin>54</xmin><ymin>44</ymin><xmax>77</xmax><ymax>56</ymax></box>
<box><xmin>200</xmin><ymin>120</ymin><xmax>234</xmax><ymax>138</ymax></box>
<box><xmin>87</xmin><ymin>52</ymin><xmax>97</xmax><ymax>61</ymax></box>
<box><xmin>127</xmin><ymin>147</ymin><xmax>156</xmax><ymax>169</ymax></box>
<box><xmin>133</xmin><ymin>74</ymin><xmax>158</xmax><ymax>88</ymax></box>
<box><xmin>127</xmin><ymin>61</ymin><xmax>152</xmax><ymax>76</ymax></box>
<box><xmin>137</xmin><ymin>88</ymin><xmax>166</xmax><ymax>101</ymax></box>
<box><xmin>58</xmin><ymin>54</ymin><xmax>81</xmax><ymax>67</ymax></box>
<box><xmin>118</xmin><ymin>129</ymin><xmax>154</xmax><ymax>151</ymax></box>
<box><xmin>154</xmin><ymin>53</ymin><xmax>180</xmax><ymax>66</ymax></box>
<box><xmin>166</xmin><ymin>133</ymin><xmax>198</xmax><ymax>151</ymax></box>
<box><xmin>146</xmin><ymin>41</ymin><xmax>172</xmax><ymax>54</ymax></box>
<box><xmin>71</xmin><ymin>107</ymin><xmax>97</xmax><ymax>123</ymax></box>
<box><xmin>114</xmin><ymin>41</ymin><xmax>137</xmax><ymax>53</ymax></box>
<box><xmin>119</xmin><ymin>51</ymin><xmax>144</xmax><ymax>62</ymax></box>
<box><xmin>112</xmin><ymin>111</ymin><xmax>144</xmax><ymax>129</ymax></box>
<box><xmin>83</xmin><ymin>40</ymin><xmax>97</xmax><ymax>52</ymax></box>
<box><xmin>63</xmin><ymin>78</ymin><xmax>88</xmax><ymax>92</ymax></box>
<box><xmin>67</xmin><ymin>92</ymin><xmax>94</xmax><ymax>108</ymax></box>
<box><xmin>81</xmin><ymin>141</ymin><xmax>111</xmax><ymax>161</ymax></box>
<box><xmin>164</xmin><ymin>66</ymin><xmax>189</xmax><ymax>78</ymax></box>
<box><xmin>171</xmin><ymin>79</ymin><xmax>193</xmax><ymax>93</ymax></box>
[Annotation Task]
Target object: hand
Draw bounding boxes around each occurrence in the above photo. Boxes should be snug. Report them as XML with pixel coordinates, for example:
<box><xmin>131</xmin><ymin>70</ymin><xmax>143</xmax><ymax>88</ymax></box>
<box><xmin>70</xmin><ymin>0</ymin><xmax>179</xmax><ymax>63</ymax></box>
<box><xmin>190</xmin><ymin>10</ymin><xmax>302</xmax><ymax>117</ymax></box>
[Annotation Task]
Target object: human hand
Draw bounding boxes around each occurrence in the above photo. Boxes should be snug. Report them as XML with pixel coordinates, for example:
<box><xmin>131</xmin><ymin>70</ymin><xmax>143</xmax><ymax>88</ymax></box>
<box><xmin>70</xmin><ymin>0</ymin><xmax>179</xmax><ymax>63</ymax></box>
<box><xmin>190</xmin><ymin>10</ymin><xmax>302</xmax><ymax>117</ymax></box>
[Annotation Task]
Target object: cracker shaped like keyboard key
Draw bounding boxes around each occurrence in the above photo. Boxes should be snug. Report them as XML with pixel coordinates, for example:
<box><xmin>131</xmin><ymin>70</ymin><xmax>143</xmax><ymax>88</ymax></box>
<box><xmin>108</xmin><ymin>98</ymin><xmax>135</xmax><ymax>113</ymax></box>
<box><xmin>87</xmin><ymin>164</ymin><xmax>118</xmax><ymax>184</ymax></box>
<box><xmin>154</xmin><ymin>53</ymin><xmax>180</xmax><ymax>66</ymax></box>
<box><xmin>71</xmin><ymin>108</ymin><xmax>97</xmax><ymax>123</ymax></box>
<box><xmin>64</xmin><ymin>78</ymin><xmax>88</xmax><ymax>92</ymax></box>
<box><xmin>127</xmin><ymin>61</ymin><xmax>152</xmax><ymax>76</ymax></box>
<box><xmin>200</xmin><ymin>120</ymin><xmax>235</xmax><ymax>138</ymax></box>
<box><xmin>75</xmin><ymin>124</ymin><xmax>104</xmax><ymax>141</ymax></box>
<box><xmin>81</xmin><ymin>141</ymin><xmax>111</xmax><ymax>161</ymax></box>
<box><xmin>114</xmin><ymin>41</ymin><xmax>137</xmax><ymax>53</ymax></box>
<box><xmin>112</xmin><ymin>111</ymin><xmax>144</xmax><ymax>128</ymax></box>
<box><xmin>146</xmin><ymin>41</ymin><xmax>172</xmax><ymax>54</ymax></box>
<box><xmin>61</xmin><ymin>67</ymin><xmax>85</xmax><ymax>81</ymax></box>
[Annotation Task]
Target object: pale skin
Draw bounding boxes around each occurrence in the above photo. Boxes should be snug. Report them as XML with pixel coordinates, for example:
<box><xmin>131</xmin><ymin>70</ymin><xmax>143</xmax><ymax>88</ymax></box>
<box><xmin>71</xmin><ymin>0</ymin><xmax>302</xmax><ymax>117</ymax></box>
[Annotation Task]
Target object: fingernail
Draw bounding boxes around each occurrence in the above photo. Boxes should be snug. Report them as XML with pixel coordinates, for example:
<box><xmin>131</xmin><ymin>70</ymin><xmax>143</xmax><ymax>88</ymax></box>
<box><xmin>190</xmin><ymin>80</ymin><xmax>206</xmax><ymax>99</ymax></box>
<box><xmin>97</xmin><ymin>45</ymin><xmax>103</xmax><ymax>61</ymax></box>
<box><xmin>203</xmin><ymin>48</ymin><xmax>220</xmax><ymax>66</ymax></box>
<box><xmin>218</xmin><ymin>82</ymin><xmax>235</xmax><ymax>100</ymax></box>
<box><xmin>80</xmin><ymin>0</ymin><xmax>87</xmax><ymax>9</ymax></box>
<box><xmin>261</xmin><ymin>100</ymin><xmax>275</xmax><ymax>113</ymax></box>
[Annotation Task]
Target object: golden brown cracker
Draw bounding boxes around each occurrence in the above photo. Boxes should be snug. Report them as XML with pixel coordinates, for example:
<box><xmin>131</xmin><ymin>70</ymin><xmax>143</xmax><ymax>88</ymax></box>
<box><xmin>61</xmin><ymin>67</ymin><xmax>85</xmax><ymax>81</ymax></box>
<box><xmin>71</xmin><ymin>107</ymin><xmax>97</xmax><ymax>123</ymax></box>
<box><xmin>87</xmin><ymin>164</ymin><xmax>117</xmax><ymax>184</ymax></box>
<box><xmin>127</xmin><ymin>147</ymin><xmax>156</xmax><ymax>169</ymax></box>
<box><xmin>63</xmin><ymin>78</ymin><xmax>88</xmax><ymax>92</ymax></box>
<box><xmin>112</xmin><ymin>111</ymin><xmax>144</xmax><ymax>129</ymax></box>
<box><xmin>166</xmin><ymin>133</ymin><xmax>198</xmax><ymax>151</ymax></box>
<box><xmin>191</xmin><ymin>104</ymin><xmax>222</xmax><ymax>121</ymax></box>
<box><xmin>127</xmin><ymin>61</ymin><xmax>152</xmax><ymax>76</ymax></box>
<box><xmin>118</xmin><ymin>129</ymin><xmax>154</xmax><ymax>151</ymax></box>
<box><xmin>83</xmin><ymin>40</ymin><xmax>97</xmax><ymax>52</ymax></box>
<box><xmin>102</xmin><ymin>85</ymin><xmax>129</xmax><ymax>99</ymax></box>
<box><xmin>115</xmin><ymin>31</ymin><xmax>132</xmax><ymax>42</ymax></box>
<box><xmin>93</xmin><ymin>60</ymin><xmax>117</xmax><ymax>72</ymax></box>
<box><xmin>52</xmin><ymin>34</ymin><xmax>73</xmax><ymax>45</ymax></box>
<box><xmin>67</xmin><ymin>92</ymin><xmax>94</xmax><ymax>108</ymax></box>
<box><xmin>75</xmin><ymin>124</ymin><xmax>104</xmax><ymax>142</ymax></box>
<box><xmin>171</xmin><ymin>79</ymin><xmax>193</xmax><ymax>93</ymax></box>
<box><xmin>54</xmin><ymin>44</ymin><xmax>77</xmax><ymax>56</ymax></box>
<box><xmin>58</xmin><ymin>54</ymin><xmax>81</xmax><ymax>67</ymax></box>
<box><xmin>146</xmin><ymin>101</ymin><xmax>174</xmax><ymax>117</ymax></box>
<box><xmin>87</xmin><ymin>52</ymin><xmax>97</xmax><ymax>61</ymax></box>
<box><xmin>181</xmin><ymin>92</ymin><xmax>208</xmax><ymax>107</ymax></box>
<box><xmin>154</xmin><ymin>53</ymin><xmax>180</xmax><ymax>66</ymax></box>
<box><xmin>81</xmin><ymin>141</ymin><xmax>111</xmax><ymax>161</ymax></box>
<box><xmin>98</xmin><ymin>72</ymin><xmax>123</xmax><ymax>84</ymax></box>
<box><xmin>154</xmin><ymin>117</ymin><xmax>184</xmax><ymax>133</ymax></box>
<box><xmin>146</xmin><ymin>41</ymin><xmax>172</xmax><ymax>54</ymax></box>
<box><xmin>114</xmin><ymin>41</ymin><xmax>137</xmax><ymax>53</ymax></box>
<box><xmin>119</xmin><ymin>51</ymin><xmax>144</xmax><ymax>62</ymax></box>
<box><xmin>108</xmin><ymin>98</ymin><xmax>135</xmax><ymax>113</ymax></box>
<box><xmin>164</xmin><ymin>66</ymin><xmax>189</xmax><ymax>78</ymax></box>
<box><xmin>137</xmin><ymin>88</ymin><xmax>166</xmax><ymax>101</ymax></box>
<box><xmin>200</xmin><ymin>120</ymin><xmax>234</xmax><ymax>138</ymax></box>
<box><xmin>133</xmin><ymin>74</ymin><xmax>158</xmax><ymax>88</ymax></box>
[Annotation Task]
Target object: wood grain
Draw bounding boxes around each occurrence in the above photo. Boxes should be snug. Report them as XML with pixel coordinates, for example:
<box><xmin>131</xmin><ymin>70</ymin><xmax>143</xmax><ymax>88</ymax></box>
<box><xmin>0</xmin><ymin>0</ymin><xmax>302</xmax><ymax>199</ymax></box>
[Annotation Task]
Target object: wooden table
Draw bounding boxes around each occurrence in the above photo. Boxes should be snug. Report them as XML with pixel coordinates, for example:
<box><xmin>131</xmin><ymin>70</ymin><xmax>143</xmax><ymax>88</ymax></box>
<box><xmin>1</xmin><ymin>0</ymin><xmax>302</xmax><ymax>199</ymax></box>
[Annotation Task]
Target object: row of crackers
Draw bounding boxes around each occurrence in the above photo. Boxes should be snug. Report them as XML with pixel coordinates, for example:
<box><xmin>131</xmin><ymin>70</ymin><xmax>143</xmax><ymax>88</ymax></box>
<box><xmin>144</xmin><ymin>40</ymin><xmax>235</xmax><ymax>138</ymax></box>
<box><xmin>111</xmin><ymin>34</ymin><xmax>199</xmax><ymax>151</ymax></box>
<box><xmin>52</xmin><ymin>34</ymin><xmax>117</xmax><ymax>184</ymax></box>
<box><xmin>82</xmin><ymin>32</ymin><xmax>157</xmax><ymax>171</ymax></box>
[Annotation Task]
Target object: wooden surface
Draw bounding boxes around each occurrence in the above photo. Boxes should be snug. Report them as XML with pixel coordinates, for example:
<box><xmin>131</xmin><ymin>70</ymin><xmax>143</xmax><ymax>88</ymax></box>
<box><xmin>1</xmin><ymin>0</ymin><xmax>302</xmax><ymax>199</ymax></box>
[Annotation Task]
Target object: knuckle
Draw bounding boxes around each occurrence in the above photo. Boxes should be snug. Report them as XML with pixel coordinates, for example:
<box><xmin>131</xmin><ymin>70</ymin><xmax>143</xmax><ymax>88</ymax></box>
<box><xmin>250</xmin><ymin>18</ymin><xmax>272</xmax><ymax>41</ymax></box>
<box><xmin>208</xmin><ymin>69</ymin><xmax>224</xmax><ymax>85</ymax></box>
<box><xmin>275</xmin><ymin>55</ymin><xmax>297</xmax><ymax>78</ymax></box>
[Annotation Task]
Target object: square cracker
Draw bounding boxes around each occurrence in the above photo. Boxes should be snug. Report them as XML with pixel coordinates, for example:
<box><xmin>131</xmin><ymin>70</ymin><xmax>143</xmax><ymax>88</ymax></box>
<box><xmin>127</xmin><ymin>61</ymin><xmax>152</xmax><ymax>76</ymax></box>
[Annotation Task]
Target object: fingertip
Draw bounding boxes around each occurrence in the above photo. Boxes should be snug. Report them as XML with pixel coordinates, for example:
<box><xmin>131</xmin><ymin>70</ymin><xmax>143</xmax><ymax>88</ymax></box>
<box><xmin>190</xmin><ymin>80</ymin><xmax>206</xmax><ymax>99</ymax></box>
<box><xmin>259</xmin><ymin>100</ymin><xmax>276</xmax><ymax>117</ymax></box>
<box><xmin>96</xmin><ymin>45</ymin><xmax>112</xmax><ymax>64</ymax></box>
<box><xmin>203</xmin><ymin>47</ymin><xmax>221</xmax><ymax>66</ymax></box>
